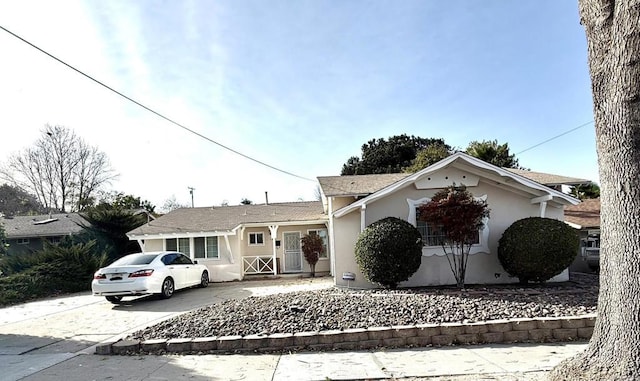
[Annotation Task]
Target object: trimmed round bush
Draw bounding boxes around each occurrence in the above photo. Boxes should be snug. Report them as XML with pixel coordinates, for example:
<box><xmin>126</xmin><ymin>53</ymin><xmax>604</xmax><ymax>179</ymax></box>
<box><xmin>355</xmin><ymin>216</ymin><xmax>423</xmax><ymax>288</ymax></box>
<box><xmin>498</xmin><ymin>217</ymin><xmax>579</xmax><ymax>284</ymax></box>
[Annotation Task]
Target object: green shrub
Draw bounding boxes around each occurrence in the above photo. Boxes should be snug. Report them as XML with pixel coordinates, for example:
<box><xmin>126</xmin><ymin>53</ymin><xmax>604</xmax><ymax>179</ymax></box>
<box><xmin>355</xmin><ymin>216</ymin><xmax>423</xmax><ymax>288</ymax></box>
<box><xmin>0</xmin><ymin>240</ymin><xmax>108</xmax><ymax>306</ymax></box>
<box><xmin>498</xmin><ymin>217</ymin><xmax>579</xmax><ymax>284</ymax></box>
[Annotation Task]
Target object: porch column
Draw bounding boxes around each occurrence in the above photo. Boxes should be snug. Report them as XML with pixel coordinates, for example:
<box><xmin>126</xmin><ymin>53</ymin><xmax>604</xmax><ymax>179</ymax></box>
<box><xmin>136</xmin><ymin>239</ymin><xmax>145</xmax><ymax>252</ymax></box>
<box><xmin>328</xmin><ymin>198</ymin><xmax>336</xmax><ymax>277</ymax></box>
<box><xmin>223</xmin><ymin>235</ymin><xmax>234</xmax><ymax>263</ymax></box>
<box><xmin>269</xmin><ymin>225</ymin><xmax>279</xmax><ymax>275</ymax></box>
<box><xmin>539</xmin><ymin>201</ymin><xmax>547</xmax><ymax>218</ymax></box>
<box><xmin>531</xmin><ymin>194</ymin><xmax>552</xmax><ymax>218</ymax></box>
<box><xmin>360</xmin><ymin>203</ymin><xmax>367</xmax><ymax>232</ymax></box>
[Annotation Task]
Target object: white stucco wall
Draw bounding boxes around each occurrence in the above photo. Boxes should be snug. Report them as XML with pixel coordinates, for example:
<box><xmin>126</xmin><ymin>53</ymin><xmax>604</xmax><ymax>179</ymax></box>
<box><xmin>140</xmin><ymin>236</ymin><xmax>242</xmax><ymax>282</ymax></box>
<box><xmin>332</xmin><ymin>178</ymin><xmax>569</xmax><ymax>289</ymax></box>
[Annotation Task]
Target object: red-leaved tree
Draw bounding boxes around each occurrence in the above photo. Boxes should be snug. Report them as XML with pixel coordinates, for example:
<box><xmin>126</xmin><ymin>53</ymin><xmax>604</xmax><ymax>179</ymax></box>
<box><xmin>418</xmin><ymin>185</ymin><xmax>489</xmax><ymax>288</ymax></box>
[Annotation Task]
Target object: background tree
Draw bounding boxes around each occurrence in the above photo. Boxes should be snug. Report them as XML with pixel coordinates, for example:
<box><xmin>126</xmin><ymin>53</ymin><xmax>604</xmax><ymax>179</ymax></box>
<box><xmin>0</xmin><ymin>223</ymin><xmax>7</xmax><ymax>258</ymax></box>
<box><xmin>549</xmin><ymin>1</ymin><xmax>640</xmax><ymax>379</ymax></box>
<box><xmin>1</xmin><ymin>125</ymin><xmax>117</xmax><ymax>212</ymax></box>
<box><xmin>0</xmin><ymin>184</ymin><xmax>45</xmax><ymax>216</ymax></box>
<box><xmin>240</xmin><ymin>198</ymin><xmax>253</xmax><ymax>205</ymax></box>
<box><xmin>99</xmin><ymin>191</ymin><xmax>156</xmax><ymax>215</ymax></box>
<box><xmin>465</xmin><ymin>139</ymin><xmax>521</xmax><ymax>168</ymax></box>
<box><xmin>569</xmin><ymin>182</ymin><xmax>600</xmax><ymax>200</ymax></box>
<box><xmin>159</xmin><ymin>195</ymin><xmax>189</xmax><ymax>213</ymax></box>
<box><xmin>418</xmin><ymin>185</ymin><xmax>489</xmax><ymax>288</ymax></box>
<box><xmin>341</xmin><ymin>134</ymin><xmax>450</xmax><ymax>175</ymax></box>
<box><xmin>404</xmin><ymin>142</ymin><xmax>453</xmax><ymax>173</ymax></box>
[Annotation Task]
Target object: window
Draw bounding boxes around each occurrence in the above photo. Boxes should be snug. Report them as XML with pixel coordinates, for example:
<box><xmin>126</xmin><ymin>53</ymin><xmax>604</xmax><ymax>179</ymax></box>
<box><xmin>17</xmin><ymin>238</ymin><xmax>30</xmax><ymax>245</ymax></box>
<box><xmin>178</xmin><ymin>238</ymin><xmax>190</xmax><ymax>254</ymax></box>
<box><xmin>165</xmin><ymin>238</ymin><xmax>177</xmax><ymax>251</ymax></box>
<box><xmin>407</xmin><ymin>196</ymin><xmax>490</xmax><ymax>256</ymax></box>
<box><xmin>308</xmin><ymin>229</ymin><xmax>329</xmax><ymax>258</ymax></box>
<box><xmin>164</xmin><ymin>238</ymin><xmax>191</xmax><ymax>255</ymax></box>
<box><xmin>249</xmin><ymin>232</ymin><xmax>264</xmax><ymax>246</ymax></box>
<box><xmin>194</xmin><ymin>236</ymin><xmax>219</xmax><ymax>259</ymax></box>
<box><xmin>416</xmin><ymin>208</ymin><xmax>479</xmax><ymax>247</ymax></box>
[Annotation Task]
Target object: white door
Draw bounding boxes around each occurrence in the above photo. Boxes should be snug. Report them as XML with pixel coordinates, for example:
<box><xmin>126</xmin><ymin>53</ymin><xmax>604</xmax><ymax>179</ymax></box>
<box><xmin>283</xmin><ymin>232</ymin><xmax>302</xmax><ymax>272</ymax></box>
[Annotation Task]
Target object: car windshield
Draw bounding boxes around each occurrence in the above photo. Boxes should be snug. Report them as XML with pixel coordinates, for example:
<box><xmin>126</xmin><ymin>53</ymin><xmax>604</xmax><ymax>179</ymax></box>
<box><xmin>110</xmin><ymin>254</ymin><xmax>158</xmax><ymax>266</ymax></box>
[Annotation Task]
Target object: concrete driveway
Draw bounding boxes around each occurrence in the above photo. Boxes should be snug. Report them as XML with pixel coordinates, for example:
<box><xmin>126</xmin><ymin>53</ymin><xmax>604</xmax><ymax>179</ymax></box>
<box><xmin>0</xmin><ymin>276</ymin><xmax>333</xmax><ymax>380</ymax></box>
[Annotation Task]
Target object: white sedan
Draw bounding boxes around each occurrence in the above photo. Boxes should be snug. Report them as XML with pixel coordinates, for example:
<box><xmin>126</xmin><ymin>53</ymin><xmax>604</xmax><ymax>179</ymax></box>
<box><xmin>92</xmin><ymin>251</ymin><xmax>209</xmax><ymax>304</ymax></box>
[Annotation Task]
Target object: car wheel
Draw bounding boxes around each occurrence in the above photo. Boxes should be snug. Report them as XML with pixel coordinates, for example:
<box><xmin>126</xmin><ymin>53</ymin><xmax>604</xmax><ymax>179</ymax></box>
<box><xmin>160</xmin><ymin>277</ymin><xmax>174</xmax><ymax>299</ymax></box>
<box><xmin>105</xmin><ymin>296</ymin><xmax>123</xmax><ymax>304</ymax></box>
<box><xmin>199</xmin><ymin>271</ymin><xmax>209</xmax><ymax>288</ymax></box>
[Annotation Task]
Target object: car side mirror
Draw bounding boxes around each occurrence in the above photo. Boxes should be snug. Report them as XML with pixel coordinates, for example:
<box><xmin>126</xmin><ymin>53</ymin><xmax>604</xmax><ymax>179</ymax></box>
<box><xmin>193</xmin><ymin>260</ymin><xmax>199</xmax><ymax>264</ymax></box>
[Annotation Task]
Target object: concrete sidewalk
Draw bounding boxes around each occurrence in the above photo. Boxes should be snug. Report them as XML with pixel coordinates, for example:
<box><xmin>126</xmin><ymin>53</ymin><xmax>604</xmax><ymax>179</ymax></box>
<box><xmin>13</xmin><ymin>341</ymin><xmax>586</xmax><ymax>381</ymax></box>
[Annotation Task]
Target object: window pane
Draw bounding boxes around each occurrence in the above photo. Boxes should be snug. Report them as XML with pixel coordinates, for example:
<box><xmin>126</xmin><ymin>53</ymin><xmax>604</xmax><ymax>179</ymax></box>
<box><xmin>207</xmin><ymin>236</ymin><xmax>219</xmax><ymax>258</ymax></box>
<box><xmin>178</xmin><ymin>238</ymin><xmax>190</xmax><ymax>255</ymax></box>
<box><xmin>194</xmin><ymin>237</ymin><xmax>205</xmax><ymax>258</ymax></box>
<box><xmin>416</xmin><ymin>208</ymin><xmax>480</xmax><ymax>246</ymax></box>
<box><xmin>249</xmin><ymin>233</ymin><xmax>263</xmax><ymax>245</ymax></box>
<box><xmin>310</xmin><ymin>229</ymin><xmax>329</xmax><ymax>258</ymax></box>
<box><xmin>166</xmin><ymin>238</ymin><xmax>177</xmax><ymax>251</ymax></box>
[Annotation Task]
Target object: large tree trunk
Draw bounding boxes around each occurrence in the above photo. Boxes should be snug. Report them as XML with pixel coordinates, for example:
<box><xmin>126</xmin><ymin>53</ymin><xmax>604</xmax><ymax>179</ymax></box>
<box><xmin>549</xmin><ymin>1</ymin><xmax>640</xmax><ymax>379</ymax></box>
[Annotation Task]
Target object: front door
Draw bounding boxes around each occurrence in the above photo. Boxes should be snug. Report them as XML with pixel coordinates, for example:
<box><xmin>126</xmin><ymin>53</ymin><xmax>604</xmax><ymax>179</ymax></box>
<box><xmin>283</xmin><ymin>232</ymin><xmax>302</xmax><ymax>272</ymax></box>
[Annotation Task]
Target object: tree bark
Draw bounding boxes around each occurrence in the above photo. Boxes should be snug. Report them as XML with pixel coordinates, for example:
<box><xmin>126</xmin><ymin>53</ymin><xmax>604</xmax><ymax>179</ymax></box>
<box><xmin>549</xmin><ymin>0</ymin><xmax>640</xmax><ymax>379</ymax></box>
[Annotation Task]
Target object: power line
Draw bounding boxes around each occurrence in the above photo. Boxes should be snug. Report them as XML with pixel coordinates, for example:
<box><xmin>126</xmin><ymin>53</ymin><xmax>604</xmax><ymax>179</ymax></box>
<box><xmin>0</xmin><ymin>24</ymin><xmax>315</xmax><ymax>183</ymax></box>
<box><xmin>515</xmin><ymin>120</ymin><xmax>594</xmax><ymax>155</ymax></box>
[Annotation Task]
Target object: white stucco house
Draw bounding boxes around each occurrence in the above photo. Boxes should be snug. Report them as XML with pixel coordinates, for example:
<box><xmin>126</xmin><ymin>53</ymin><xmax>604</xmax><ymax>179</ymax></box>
<box><xmin>318</xmin><ymin>152</ymin><xmax>583</xmax><ymax>288</ymax></box>
<box><xmin>127</xmin><ymin>202</ymin><xmax>329</xmax><ymax>282</ymax></box>
<box><xmin>126</xmin><ymin>152</ymin><xmax>586</xmax><ymax>287</ymax></box>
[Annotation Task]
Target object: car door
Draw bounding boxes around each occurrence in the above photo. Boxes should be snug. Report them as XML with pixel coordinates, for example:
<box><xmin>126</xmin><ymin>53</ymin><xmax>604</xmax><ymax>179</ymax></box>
<box><xmin>175</xmin><ymin>253</ymin><xmax>201</xmax><ymax>287</ymax></box>
<box><xmin>162</xmin><ymin>253</ymin><xmax>187</xmax><ymax>289</ymax></box>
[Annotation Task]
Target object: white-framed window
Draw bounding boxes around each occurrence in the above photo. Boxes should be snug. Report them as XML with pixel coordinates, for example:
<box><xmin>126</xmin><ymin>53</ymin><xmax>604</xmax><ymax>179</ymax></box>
<box><xmin>194</xmin><ymin>236</ymin><xmax>219</xmax><ymax>259</ymax></box>
<box><xmin>307</xmin><ymin>229</ymin><xmax>329</xmax><ymax>259</ymax></box>
<box><xmin>415</xmin><ymin>208</ymin><xmax>480</xmax><ymax>247</ymax></box>
<box><xmin>407</xmin><ymin>196</ymin><xmax>490</xmax><ymax>256</ymax></box>
<box><xmin>249</xmin><ymin>232</ymin><xmax>264</xmax><ymax>246</ymax></box>
<box><xmin>17</xmin><ymin>238</ymin><xmax>30</xmax><ymax>245</ymax></box>
<box><xmin>165</xmin><ymin>238</ymin><xmax>191</xmax><ymax>255</ymax></box>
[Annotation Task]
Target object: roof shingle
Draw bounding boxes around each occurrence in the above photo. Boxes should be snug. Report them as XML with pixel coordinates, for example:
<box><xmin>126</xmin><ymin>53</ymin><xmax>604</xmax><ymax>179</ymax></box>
<box><xmin>128</xmin><ymin>201</ymin><xmax>326</xmax><ymax>236</ymax></box>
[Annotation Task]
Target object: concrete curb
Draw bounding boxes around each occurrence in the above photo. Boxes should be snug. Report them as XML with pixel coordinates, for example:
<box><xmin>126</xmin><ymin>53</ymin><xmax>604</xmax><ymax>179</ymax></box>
<box><xmin>95</xmin><ymin>314</ymin><xmax>596</xmax><ymax>355</ymax></box>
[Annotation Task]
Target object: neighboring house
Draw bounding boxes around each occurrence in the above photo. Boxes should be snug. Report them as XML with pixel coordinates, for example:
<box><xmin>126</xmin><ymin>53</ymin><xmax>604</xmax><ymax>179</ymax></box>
<box><xmin>318</xmin><ymin>152</ymin><xmax>582</xmax><ymax>288</ymax></box>
<box><xmin>127</xmin><ymin>201</ymin><xmax>329</xmax><ymax>282</ymax></box>
<box><xmin>564</xmin><ymin>198</ymin><xmax>600</xmax><ymax>272</ymax></box>
<box><xmin>503</xmin><ymin>168</ymin><xmax>590</xmax><ymax>192</ymax></box>
<box><xmin>0</xmin><ymin>213</ymin><xmax>89</xmax><ymax>255</ymax></box>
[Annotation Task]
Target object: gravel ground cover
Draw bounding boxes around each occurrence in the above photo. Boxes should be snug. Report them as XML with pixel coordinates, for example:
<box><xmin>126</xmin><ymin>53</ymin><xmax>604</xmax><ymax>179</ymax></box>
<box><xmin>128</xmin><ymin>273</ymin><xmax>598</xmax><ymax>342</ymax></box>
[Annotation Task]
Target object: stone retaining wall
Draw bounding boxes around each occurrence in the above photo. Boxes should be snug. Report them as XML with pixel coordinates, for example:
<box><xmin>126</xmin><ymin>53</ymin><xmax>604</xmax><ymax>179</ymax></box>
<box><xmin>96</xmin><ymin>314</ymin><xmax>596</xmax><ymax>355</ymax></box>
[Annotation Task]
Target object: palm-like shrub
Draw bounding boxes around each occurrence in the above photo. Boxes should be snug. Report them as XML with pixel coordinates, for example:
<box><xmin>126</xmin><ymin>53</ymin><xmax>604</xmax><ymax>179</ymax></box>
<box><xmin>355</xmin><ymin>217</ymin><xmax>423</xmax><ymax>288</ymax></box>
<box><xmin>498</xmin><ymin>217</ymin><xmax>579</xmax><ymax>284</ymax></box>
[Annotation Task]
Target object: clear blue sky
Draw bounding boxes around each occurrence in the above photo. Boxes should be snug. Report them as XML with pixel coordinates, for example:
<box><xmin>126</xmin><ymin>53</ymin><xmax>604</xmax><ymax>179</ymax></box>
<box><xmin>0</xmin><ymin>1</ymin><xmax>596</xmax><ymax>209</ymax></box>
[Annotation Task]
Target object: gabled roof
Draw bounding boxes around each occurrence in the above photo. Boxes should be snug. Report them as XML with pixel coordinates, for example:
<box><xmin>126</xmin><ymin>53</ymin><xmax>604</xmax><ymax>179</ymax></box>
<box><xmin>504</xmin><ymin>169</ymin><xmax>590</xmax><ymax>186</ymax></box>
<box><xmin>332</xmin><ymin>152</ymin><xmax>580</xmax><ymax>218</ymax></box>
<box><xmin>564</xmin><ymin>198</ymin><xmax>600</xmax><ymax>229</ymax></box>
<box><xmin>127</xmin><ymin>201</ymin><xmax>327</xmax><ymax>238</ymax></box>
<box><xmin>317</xmin><ymin>173</ymin><xmax>409</xmax><ymax>197</ymax></box>
<box><xmin>318</xmin><ymin>163</ymin><xmax>589</xmax><ymax>199</ymax></box>
<box><xmin>0</xmin><ymin>213</ymin><xmax>88</xmax><ymax>239</ymax></box>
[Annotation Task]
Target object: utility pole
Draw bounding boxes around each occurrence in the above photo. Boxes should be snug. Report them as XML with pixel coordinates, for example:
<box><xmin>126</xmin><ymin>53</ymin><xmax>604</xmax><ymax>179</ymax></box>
<box><xmin>188</xmin><ymin>187</ymin><xmax>195</xmax><ymax>207</ymax></box>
